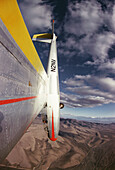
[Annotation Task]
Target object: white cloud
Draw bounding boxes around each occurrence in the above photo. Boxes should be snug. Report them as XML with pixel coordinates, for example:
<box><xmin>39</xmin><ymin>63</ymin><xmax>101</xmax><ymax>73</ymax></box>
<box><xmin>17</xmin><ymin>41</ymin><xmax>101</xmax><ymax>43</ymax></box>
<box><xmin>78</xmin><ymin>32</ymin><xmax>115</xmax><ymax>61</ymax></box>
<box><xmin>65</xmin><ymin>1</ymin><xmax>103</xmax><ymax>35</ymax></box>
<box><xmin>63</xmin><ymin>1</ymin><xmax>115</xmax><ymax>63</ymax></box>
<box><xmin>62</xmin><ymin>78</ymin><xmax>84</xmax><ymax>87</ymax></box>
<box><xmin>98</xmin><ymin>77</ymin><xmax>115</xmax><ymax>92</ymax></box>
<box><xmin>18</xmin><ymin>0</ymin><xmax>52</xmax><ymax>34</ymax></box>
<box><xmin>75</xmin><ymin>75</ymin><xmax>115</xmax><ymax>93</ymax></box>
<box><xmin>98</xmin><ymin>59</ymin><xmax>115</xmax><ymax>71</ymax></box>
<box><xmin>75</xmin><ymin>75</ymin><xmax>91</xmax><ymax>79</ymax></box>
<box><xmin>93</xmin><ymin>32</ymin><xmax>115</xmax><ymax>61</ymax></box>
<box><xmin>60</xmin><ymin>91</ymin><xmax>113</xmax><ymax>108</ymax></box>
<box><xmin>61</xmin><ymin>74</ymin><xmax>115</xmax><ymax>108</ymax></box>
<box><xmin>112</xmin><ymin>5</ymin><xmax>115</xmax><ymax>31</ymax></box>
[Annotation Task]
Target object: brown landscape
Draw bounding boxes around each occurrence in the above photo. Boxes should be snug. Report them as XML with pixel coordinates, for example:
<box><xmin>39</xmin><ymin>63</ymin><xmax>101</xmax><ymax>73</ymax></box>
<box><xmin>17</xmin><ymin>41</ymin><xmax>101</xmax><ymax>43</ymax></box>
<box><xmin>0</xmin><ymin>115</ymin><xmax>115</xmax><ymax>170</ymax></box>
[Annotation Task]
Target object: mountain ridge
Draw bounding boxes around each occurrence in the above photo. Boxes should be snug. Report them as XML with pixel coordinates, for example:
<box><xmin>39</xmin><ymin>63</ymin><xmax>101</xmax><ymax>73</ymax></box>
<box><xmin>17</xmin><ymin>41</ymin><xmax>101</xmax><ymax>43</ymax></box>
<box><xmin>0</xmin><ymin>116</ymin><xmax>115</xmax><ymax>170</ymax></box>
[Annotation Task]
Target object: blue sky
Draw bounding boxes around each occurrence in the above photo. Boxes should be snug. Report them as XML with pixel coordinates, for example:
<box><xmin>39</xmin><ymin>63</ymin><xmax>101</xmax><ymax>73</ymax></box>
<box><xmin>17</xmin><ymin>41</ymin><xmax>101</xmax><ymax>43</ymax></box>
<box><xmin>17</xmin><ymin>0</ymin><xmax>115</xmax><ymax>118</ymax></box>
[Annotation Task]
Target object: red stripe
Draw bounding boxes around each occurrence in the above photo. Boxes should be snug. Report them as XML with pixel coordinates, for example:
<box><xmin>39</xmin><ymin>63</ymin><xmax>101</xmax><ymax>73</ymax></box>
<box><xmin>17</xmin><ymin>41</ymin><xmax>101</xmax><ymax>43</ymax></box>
<box><xmin>0</xmin><ymin>96</ymin><xmax>37</xmax><ymax>105</ymax></box>
<box><xmin>50</xmin><ymin>110</ymin><xmax>57</xmax><ymax>141</ymax></box>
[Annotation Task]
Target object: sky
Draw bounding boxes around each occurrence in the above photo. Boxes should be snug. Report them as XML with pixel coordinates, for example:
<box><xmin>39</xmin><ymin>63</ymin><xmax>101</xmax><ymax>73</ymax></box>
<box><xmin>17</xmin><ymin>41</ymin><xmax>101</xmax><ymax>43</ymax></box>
<box><xmin>17</xmin><ymin>0</ymin><xmax>115</xmax><ymax>118</ymax></box>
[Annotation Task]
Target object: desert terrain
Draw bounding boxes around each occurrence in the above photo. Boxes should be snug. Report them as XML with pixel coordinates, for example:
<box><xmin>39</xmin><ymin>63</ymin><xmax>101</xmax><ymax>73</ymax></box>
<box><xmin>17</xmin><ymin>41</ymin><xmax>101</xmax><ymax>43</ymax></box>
<box><xmin>0</xmin><ymin>115</ymin><xmax>115</xmax><ymax>170</ymax></box>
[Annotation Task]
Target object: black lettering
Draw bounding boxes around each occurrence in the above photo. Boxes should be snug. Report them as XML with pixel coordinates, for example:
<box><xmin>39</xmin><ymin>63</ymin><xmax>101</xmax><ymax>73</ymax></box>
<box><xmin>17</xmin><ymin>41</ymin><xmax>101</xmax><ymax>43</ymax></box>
<box><xmin>51</xmin><ymin>59</ymin><xmax>56</xmax><ymax>72</ymax></box>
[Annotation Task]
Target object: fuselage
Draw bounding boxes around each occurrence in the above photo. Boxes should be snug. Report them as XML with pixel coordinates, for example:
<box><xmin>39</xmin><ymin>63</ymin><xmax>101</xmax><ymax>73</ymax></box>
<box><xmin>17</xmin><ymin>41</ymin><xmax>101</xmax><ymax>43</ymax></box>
<box><xmin>47</xmin><ymin>33</ymin><xmax>60</xmax><ymax>141</ymax></box>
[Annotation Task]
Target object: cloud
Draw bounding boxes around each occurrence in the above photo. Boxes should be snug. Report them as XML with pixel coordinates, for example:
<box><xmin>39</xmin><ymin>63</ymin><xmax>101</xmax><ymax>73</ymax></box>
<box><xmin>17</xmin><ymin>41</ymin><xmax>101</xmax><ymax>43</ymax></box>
<box><xmin>60</xmin><ymin>92</ymin><xmax>82</xmax><ymax>108</ymax></box>
<box><xmin>72</xmin><ymin>75</ymin><xmax>115</xmax><ymax>93</ymax></box>
<box><xmin>65</xmin><ymin>1</ymin><xmax>103</xmax><ymax>35</ymax></box>
<box><xmin>81</xmin><ymin>32</ymin><xmax>115</xmax><ymax>61</ymax></box>
<box><xmin>62</xmin><ymin>77</ymin><xmax>84</xmax><ymax>86</ymax></box>
<box><xmin>65</xmin><ymin>0</ymin><xmax>115</xmax><ymax>35</ymax></box>
<box><xmin>112</xmin><ymin>5</ymin><xmax>115</xmax><ymax>31</ymax></box>
<box><xmin>97</xmin><ymin>77</ymin><xmax>115</xmax><ymax>92</ymax></box>
<box><xmin>61</xmin><ymin>0</ymin><xmax>115</xmax><ymax>64</ymax></box>
<box><xmin>98</xmin><ymin>59</ymin><xmax>115</xmax><ymax>72</ymax></box>
<box><xmin>61</xmin><ymin>74</ymin><xmax>115</xmax><ymax>108</ymax></box>
<box><xmin>19</xmin><ymin>0</ymin><xmax>115</xmax><ymax>66</ymax></box>
<box><xmin>60</xmin><ymin>91</ymin><xmax>112</xmax><ymax>108</ymax></box>
<box><xmin>17</xmin><ymin>0</ymin><xmax>52</xmax><ymax>34</ymax></box>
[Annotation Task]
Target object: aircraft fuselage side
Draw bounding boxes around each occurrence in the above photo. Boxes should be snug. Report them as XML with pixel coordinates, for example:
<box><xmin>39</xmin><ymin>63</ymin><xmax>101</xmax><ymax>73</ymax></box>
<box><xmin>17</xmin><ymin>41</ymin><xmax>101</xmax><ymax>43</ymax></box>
<box><xmin>47</xmin><ymin>33</ymin><xmax>60</xmax><ymax>141</ymax></box>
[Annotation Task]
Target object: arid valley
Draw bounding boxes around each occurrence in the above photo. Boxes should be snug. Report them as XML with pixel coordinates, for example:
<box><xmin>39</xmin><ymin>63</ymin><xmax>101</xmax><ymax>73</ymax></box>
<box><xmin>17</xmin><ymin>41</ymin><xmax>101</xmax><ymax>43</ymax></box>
<box><xmin>0</xmin><ymin>115</ymin><xmax>115</xmax><ymax>170</ymax></box>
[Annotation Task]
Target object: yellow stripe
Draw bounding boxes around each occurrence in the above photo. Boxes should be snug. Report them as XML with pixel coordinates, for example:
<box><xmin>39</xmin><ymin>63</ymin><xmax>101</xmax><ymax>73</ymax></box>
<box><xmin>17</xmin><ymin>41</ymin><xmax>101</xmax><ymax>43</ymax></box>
<box><xmin>33</xmin><ymin>33</ymin><xmax>52</xmax><ymax>39</ymax></box>
<box><xmin>0</xmin><ymin>0</ymin><xmax>46</xmax><ymax>78</ymax></box>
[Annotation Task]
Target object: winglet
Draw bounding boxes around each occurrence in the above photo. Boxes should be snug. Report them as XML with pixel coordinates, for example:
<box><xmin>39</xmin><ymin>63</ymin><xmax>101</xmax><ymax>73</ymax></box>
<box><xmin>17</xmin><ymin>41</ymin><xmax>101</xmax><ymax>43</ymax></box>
<box><xmin>32</xmin><ymin>33</ymin><xmax>52</xmax><ymax>43</ymax></box>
